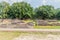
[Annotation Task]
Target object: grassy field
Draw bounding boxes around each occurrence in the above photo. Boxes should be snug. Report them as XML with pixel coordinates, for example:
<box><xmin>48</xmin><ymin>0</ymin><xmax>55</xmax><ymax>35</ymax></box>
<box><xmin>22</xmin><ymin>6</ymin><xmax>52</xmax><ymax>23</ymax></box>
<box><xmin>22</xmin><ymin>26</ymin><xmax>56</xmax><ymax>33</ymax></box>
<box><xmin>0</xmin><ymin>31</ymin><xmax>60</xmax><ymax>40</ymax></box>
<box><xmin>34</xmin><ymin>26</ymin><xmax>60</xmax><ymax>29</ymax></box>
<box><xmin>0</xmin><ymin>32</ymin><xmax>47</xmax><ymax>40</ymax></box>
<box><xmin>0</xmin><ymin>20</ymin><xmax>60</xmax><ymax>40</ymax></box>
<box><xmin>0</xmin><ymin>32</ymin><xmax>20</xmax><ymax>40</ymax></box>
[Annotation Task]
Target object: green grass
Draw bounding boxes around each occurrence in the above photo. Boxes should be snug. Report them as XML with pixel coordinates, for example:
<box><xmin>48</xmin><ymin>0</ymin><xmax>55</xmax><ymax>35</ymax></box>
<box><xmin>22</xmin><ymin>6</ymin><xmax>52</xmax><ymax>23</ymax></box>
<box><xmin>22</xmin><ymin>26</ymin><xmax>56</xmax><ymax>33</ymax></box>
<box><xmin>0</xmin><ymin>32</ymin><xmax>20</xmax><ymax>40</ymax></box>
<box><xmin>0</xmin><ymin>31</ymin><xmax>60</xmax><ymax>40</ymax></box>
<box><xmin>34</xmin><ymin>26</ymin><xmax>60</xmax><ymax>29</ymax></box>
<box><xmin>0</xmin><ymin>32</ymin><xmax>48</xmax><ymax>40</ymax></box>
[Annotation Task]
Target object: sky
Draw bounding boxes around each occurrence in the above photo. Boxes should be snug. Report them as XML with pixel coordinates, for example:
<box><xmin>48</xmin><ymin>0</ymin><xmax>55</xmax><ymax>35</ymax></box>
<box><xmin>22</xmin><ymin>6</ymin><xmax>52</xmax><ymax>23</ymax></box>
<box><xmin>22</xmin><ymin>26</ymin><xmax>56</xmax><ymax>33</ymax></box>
<box><xmin>0</xmin><ymin>0</ymin><xmax>60</xmax><ymax>8</ymax></box>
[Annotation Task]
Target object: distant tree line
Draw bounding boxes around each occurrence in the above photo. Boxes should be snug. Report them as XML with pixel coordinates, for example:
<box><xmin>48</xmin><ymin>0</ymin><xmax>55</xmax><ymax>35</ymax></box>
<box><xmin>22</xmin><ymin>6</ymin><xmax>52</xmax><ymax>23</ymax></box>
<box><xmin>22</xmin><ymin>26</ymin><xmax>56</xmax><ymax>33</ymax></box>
<box><xmin>0</xmin><ymin>1</ymin><xmax>60</xmax><ymax>20</ymax></box>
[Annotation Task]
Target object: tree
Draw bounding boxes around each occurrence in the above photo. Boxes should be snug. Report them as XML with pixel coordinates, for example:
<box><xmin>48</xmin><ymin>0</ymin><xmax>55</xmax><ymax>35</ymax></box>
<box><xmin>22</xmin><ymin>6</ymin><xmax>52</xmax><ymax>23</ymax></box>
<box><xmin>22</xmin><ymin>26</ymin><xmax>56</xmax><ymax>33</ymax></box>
<box><xmin>0</xmin><ymin>1</ymin><xmax>10</xmax><ymax>18</ymax></box>
<box><xmin>35</xmin><ymin>5</ymin><xmax>55</xmax><ymax>19</ymax></box>
<box><xmin>56</xmin><ymin>8</ymin><xmax>60</xmax><ymax>19</ymax></box>
<box><xmin>7</xmin><ymin>2</ymin><xmax>34</xmax><ymax>19</ymax></box>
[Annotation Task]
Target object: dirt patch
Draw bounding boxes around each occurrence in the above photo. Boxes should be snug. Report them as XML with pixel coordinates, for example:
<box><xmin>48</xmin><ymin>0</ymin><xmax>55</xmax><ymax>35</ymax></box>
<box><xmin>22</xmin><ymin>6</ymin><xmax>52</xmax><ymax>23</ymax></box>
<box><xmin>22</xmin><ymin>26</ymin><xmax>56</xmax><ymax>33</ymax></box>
<box><xmin>13</xmin><ymin>34</ymin><xmax>60</xmax><ymax>40</ymax></box>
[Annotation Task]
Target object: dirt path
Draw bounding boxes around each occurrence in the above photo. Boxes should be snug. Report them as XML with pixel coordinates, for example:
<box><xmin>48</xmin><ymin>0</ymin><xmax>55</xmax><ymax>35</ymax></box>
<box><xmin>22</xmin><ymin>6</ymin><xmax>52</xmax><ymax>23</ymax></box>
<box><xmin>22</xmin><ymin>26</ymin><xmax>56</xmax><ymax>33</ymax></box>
<box><xmin>13</xmin><ymin>34</ymin><xmax>60</xmax><ymax>40</ymax></box>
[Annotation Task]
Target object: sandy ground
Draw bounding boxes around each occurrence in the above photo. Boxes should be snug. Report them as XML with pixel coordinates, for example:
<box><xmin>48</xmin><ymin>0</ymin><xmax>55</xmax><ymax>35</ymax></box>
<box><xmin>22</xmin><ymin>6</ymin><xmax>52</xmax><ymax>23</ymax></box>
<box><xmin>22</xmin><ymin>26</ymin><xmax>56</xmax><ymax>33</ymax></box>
<box><xmin>0</xmin><ymin>31</ymin><xmax>60</xmax><ymax>40</ymax></box>
<box><xmin>13</xmin><ymin>34</ymin><xmax>60</xmax><ymax>40</ymax></box>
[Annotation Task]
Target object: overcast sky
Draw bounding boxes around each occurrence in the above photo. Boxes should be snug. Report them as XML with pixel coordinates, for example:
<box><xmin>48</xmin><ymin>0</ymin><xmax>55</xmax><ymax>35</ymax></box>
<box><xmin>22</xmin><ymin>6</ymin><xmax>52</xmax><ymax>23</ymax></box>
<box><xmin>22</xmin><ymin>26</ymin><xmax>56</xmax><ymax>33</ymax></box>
<box><xmin>0</xmin><ymin>0</ymin><xmax>60</xmax><ymax>8</ymax></box>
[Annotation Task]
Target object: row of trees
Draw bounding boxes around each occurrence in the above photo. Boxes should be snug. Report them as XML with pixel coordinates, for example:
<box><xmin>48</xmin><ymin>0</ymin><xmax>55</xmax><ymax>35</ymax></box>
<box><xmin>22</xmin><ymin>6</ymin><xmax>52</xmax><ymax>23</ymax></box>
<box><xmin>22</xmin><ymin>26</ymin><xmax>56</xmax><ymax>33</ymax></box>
<box><xmin>0</xmin><ymin>1</ymin><xmax>60</xmax><ymax>20</ymax></box>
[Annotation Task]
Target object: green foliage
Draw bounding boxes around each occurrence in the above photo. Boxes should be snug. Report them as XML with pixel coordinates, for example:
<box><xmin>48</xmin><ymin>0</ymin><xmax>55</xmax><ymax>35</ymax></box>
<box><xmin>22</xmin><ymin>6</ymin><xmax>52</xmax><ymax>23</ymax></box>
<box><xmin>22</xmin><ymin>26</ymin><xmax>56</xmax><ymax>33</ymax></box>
<box><xmin>7</xmin><ymin>2</ymin><xmax>34</xmax><ymax>19</ymax></box>
<box><xmin>0</xmin><ymin>1</ymin><xmax>10</xmax><ymax>18</ymax></box>
<box><xmin>56</xmin><ymin>8</ymin><xmax>60</xmax><ymax>19</ymax></box>
<box><xmin>0</xmin><ymin>1</ymin><xmax>60</xmax><ymax>20</ymax></box>
<box><xmin>35</xmin><ymin>5</ymin><xmax>55</xmax><ymax>19</ymax></box>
